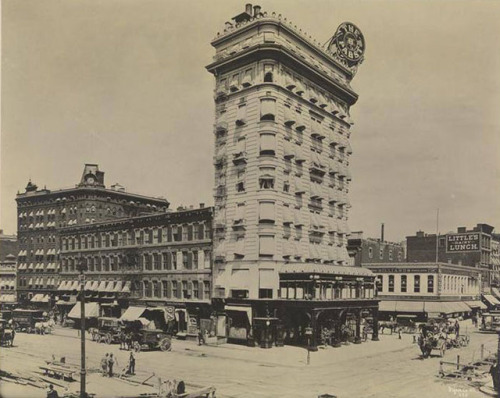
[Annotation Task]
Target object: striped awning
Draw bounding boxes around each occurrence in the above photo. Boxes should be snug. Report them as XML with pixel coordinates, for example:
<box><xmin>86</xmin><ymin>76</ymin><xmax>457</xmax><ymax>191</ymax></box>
<box><xmin>483</xmin><ymin>294</ymin><xmax>500</xmax><ymax>307</ymax></box>
<box><xmin>465</xmin><ymin>301</ymin><xmax>487</xmax><ymax>310</ymax></box>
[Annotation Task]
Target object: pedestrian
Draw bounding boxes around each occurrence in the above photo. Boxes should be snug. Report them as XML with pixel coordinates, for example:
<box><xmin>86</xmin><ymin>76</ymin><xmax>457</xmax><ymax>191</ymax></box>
<box><xmin>198</xmin><ymin>329</ymin><xmax>204</xmax><ymax>346</ymax></box>
<box><xmin>490</xmin><ymin>360</ymin><xmax>499</xmax><ymax>391</ymax></box>
<box><xmin>101</xmin><ymin>353</ymin><xmax>109</xmax><ymax>376</ymax></box>
<box><xmin>455</xmin><ymin>320</ymin><xmax>460</xmax><ymax>337</ymax></box>
<box><xmin>46</xmin><ymin>384</ymin><xmax>59</xmax><ymax>398</ymax></box>
<box><xmin>128</xmin><ymin>351</ymin><xmax>135</xmax><ymax>375</ymax></box>
<box><xmin>108</xmin><ymin>353</ymin><xmax>115</xmax><ymax>377</ymax></box>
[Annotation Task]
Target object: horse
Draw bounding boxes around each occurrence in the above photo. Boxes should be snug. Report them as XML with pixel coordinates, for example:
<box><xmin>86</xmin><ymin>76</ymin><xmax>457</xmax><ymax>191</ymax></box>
<box><xmin>1</xmin><ymin>328</ymin><xmax>15</xmax><ymax>347</ymax></box>
<box><xmin>379</xmin><ymin>321</ymin><xmax>398</xmax><ymax>335</ymax></box>
<box><xmin>35</xmin><ymin>319</ymin><xmax>55</xmax><ymax>335</ymax></box>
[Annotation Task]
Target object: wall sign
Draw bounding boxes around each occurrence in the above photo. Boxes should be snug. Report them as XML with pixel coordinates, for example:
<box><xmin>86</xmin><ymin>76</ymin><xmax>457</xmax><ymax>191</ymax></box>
<box><xmin>446</xmin><ymin>233</ymin><xmax>480</xmax><ymax>253</ymax></box>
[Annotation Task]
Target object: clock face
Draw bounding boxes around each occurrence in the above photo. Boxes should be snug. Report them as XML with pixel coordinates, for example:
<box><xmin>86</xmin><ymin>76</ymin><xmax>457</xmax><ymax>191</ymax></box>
<box><xmin>335</xmin><ymin>22</ymin><xmax>365</xmax><ymax>63</ymax></box>
<box><xmin>87</xmin><ymin>177</ymin><xmax>95</xmax><ymax>184</ymax></box>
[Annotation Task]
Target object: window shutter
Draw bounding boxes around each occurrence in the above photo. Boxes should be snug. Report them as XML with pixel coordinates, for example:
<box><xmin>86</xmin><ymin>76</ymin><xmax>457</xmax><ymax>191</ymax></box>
<box><xmin>236</xmin><ymin>105</ymin><xmax>247</xmax><ymax>125</ymax></box>
<box><xmin>260</xmin><ymin>133</ymin><xmax>276</xmax><ymax>154</ymax></box>
<box><xmin>259</xmin><ymin>235</ymin><xmax>275</xmax><ymax>255</ymax></box>
<box><xmin>259</xmin><ymin>202</ymin><xmax>275</xmax><ymax>222</ymax></box>
<box><xmin>260</xmin><ymin>98</ymin><xmax>276</xmax><ymax>120</ymax></box>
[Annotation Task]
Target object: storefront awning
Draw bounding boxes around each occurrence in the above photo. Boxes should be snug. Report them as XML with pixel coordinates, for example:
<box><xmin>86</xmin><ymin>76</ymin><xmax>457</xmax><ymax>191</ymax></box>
<box><xmin>31</xmin><ymin>293</ymin><xmax>44</xmax><ymax>303</ymax></box>
<box><xmin>483</xmin><ymin>294</ymin><xmax>500</xmax><ymax>306</ymax></box>
<box><xmin>120</xmin><ymin>306</ymin><xmax>147</xmax><ymax>322</ymax></box>
<box><xmin>379</xmin><ymin>301</ymin><xmax>397</xmax><ymax>312</ymax></box>
<box><xmin>68</xmin><ymin>302</ymin><xmax>100</xmax><ymax>319</ymax></box>
<box><xmin>492</xmin><ymin>288</ymin><xmax>500</xmax><ymax>300</ymax></box>
<box><xmin>0</xmin><ymin>294</ymin><xmax>16</xmax><ymax>303</ymax></box>
<box><xmin>424</xmin><ymin>301</ymin><xmax>471</xmax><ymax>315</ymax></box>
<box><xmin>465</xmin><ymin>301</ymin><xmax>487</xmax><ymax>310</ymax></box>
<box><xmin>97</xmin><ymin>281</ymin><xmax>108</xmax><ymax>292</ymax></box>
<box><xmin>225</xmin><ymin>305</ymin><xmax>252</xmax><ymax>323</ymax></box>
<box><xmin>396</xmin><ymin>301</ymin><xmax>425</xmax><ymax>313</ymax></box>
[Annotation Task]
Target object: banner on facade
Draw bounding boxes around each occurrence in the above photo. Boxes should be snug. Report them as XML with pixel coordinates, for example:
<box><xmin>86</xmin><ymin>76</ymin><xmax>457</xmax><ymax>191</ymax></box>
<box><xmin>446</xmin><ymin>233</ymin><xmax>480</xmax><ymax>253</ymax></box>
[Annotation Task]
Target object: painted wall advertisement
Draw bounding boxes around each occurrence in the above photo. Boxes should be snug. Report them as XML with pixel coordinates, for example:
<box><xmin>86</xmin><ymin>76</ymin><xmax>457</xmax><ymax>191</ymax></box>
<box><xmin>446</xmin><ymin>233</ymin><xmax>480</xmax><ymax>253</ymax></box>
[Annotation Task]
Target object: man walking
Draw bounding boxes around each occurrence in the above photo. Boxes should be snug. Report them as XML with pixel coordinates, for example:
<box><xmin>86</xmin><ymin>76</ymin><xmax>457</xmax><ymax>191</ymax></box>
<box><xmin>101</xmin><ymin>353</ymin><xmax>108</xmax><ymax>377</ymax></box>
<box><xmin>490</xmin><ymin>359</ymin><xmax>498</xmax><ymax>391</ymax></box>
<box><xmin>108</xmin><ymin>353</ymin><xmax>115</xmax><ymax>378</ymax></box>
<box><xmin>128</xmin><ymin>352</ymin><xmax>136</xmax><ymax>375</ymax></box>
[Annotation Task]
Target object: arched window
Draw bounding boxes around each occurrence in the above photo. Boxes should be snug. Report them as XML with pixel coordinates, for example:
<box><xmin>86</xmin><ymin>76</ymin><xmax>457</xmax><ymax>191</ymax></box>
<box><xmin>264</xmin><ymin>72</ymin><xmax>273</xmax><ymax>82</ymax></box>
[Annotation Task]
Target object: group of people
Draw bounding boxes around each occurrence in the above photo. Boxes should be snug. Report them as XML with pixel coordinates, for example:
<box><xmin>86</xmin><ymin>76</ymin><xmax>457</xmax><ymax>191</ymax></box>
<box><xmin>100</xmin><ymin>352</ymin><xmax>135</xmax><ymax>377</ymax></box>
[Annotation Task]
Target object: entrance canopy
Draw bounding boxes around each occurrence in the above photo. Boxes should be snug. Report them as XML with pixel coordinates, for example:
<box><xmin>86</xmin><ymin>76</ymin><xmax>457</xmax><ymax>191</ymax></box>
<box><xmin>68</xmin><ymin>302</ymin><xmax>100</xmax><ymax>319</ymax></box>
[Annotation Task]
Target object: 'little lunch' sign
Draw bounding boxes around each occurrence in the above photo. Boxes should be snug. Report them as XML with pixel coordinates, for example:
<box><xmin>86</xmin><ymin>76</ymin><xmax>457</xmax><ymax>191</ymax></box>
<box><xmin>446</xmin><ymin>233</ymin><xmax>480</xmax><ymax>252</ymax></box>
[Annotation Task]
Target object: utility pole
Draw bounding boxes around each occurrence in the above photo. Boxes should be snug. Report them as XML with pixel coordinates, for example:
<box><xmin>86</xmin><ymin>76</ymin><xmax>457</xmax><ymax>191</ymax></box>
<box><xmin>76</xmin><ymin>256</ymin><xmax>88</xmax><ymax>398</ymax></box>
<box><xmin>435</xmin><ymin>208</ymin><xmax>439</xmax><ymax>263</ymax></box>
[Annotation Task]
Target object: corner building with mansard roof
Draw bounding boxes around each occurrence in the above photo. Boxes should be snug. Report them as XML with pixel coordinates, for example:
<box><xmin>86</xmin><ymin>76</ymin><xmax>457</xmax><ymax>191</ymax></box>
<box><xmin>206</xmin><ymin>4</ymin><xmax>379</xmax><ymax>348</ymax></box>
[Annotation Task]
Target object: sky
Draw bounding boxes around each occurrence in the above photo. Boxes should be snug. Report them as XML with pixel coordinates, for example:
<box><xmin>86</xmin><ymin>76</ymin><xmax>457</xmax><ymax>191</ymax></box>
<box><xmin>1</xmin><ymin>0</ymin><xmax>500</xmax><ymax>242</ymax></box>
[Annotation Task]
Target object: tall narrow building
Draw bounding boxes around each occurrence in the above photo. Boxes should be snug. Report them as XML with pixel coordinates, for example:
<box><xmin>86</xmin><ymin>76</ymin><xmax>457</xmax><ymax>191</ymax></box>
<box><xmin>206</xmin><ymin>5</ymin><xmax>377</xmax><ymax>348</ymax></box>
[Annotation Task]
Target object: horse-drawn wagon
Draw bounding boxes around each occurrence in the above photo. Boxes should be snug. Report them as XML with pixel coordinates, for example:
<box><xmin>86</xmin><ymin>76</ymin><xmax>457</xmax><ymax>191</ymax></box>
<box><xmin>12</xmin><ymin>309</ymin><xmax>48</xmax><ymax>333</ymax></box>
<box><xmin>90</xmin><ymin>317</ymin><xmax>123</xmax><ymax>344</ymax></box>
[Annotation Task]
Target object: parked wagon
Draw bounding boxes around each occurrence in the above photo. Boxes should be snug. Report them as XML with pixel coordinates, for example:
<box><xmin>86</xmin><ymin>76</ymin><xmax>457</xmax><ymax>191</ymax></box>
<box><xmin>12</xmin><ymin>309</ymin><xmax>45</xmax><ymax>333</ymax></box>
<box><xmin>90</xmin><ymin>317</ymin><xmax>123</xmax><ymax>344</ymax></box>
<box><xmin>418</xmin><ymin>333</ymin><xmax>447</xmax><ymax>358</ymax></box>
<box><xmin>129</xmin><ymin>328</ymin><xmax>172</xmax><ymax>352</ymax></box>
<box><xmin>396</xmin><ymin>315</ymin><xmax>419</xmax><ymax>334</ymax></box>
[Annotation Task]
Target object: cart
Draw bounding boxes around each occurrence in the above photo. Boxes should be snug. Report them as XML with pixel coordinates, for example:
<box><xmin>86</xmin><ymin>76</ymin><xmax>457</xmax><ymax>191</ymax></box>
<box><xmin>90</xmin><ymin>317</ymin><xmax>123</xmax><ymax>344</ymax></box>
<box><xmin>12</xmin><ymin>309</ymin><xmax>45</xmax><ymax>333</ymax></box>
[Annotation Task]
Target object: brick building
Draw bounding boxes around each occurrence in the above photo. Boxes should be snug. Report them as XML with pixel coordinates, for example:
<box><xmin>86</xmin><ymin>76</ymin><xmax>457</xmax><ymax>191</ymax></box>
<box><xmin>57</xmin><ymin>206</ymin><xmax>213</xmax><ymax>337</ymax></box>
<box><xmin>15</xmin><ymin>164</ymin><xmax>169</xmax><ymax>306</ymax></box>
<box><xmin>406</xmin><ymin>224</ymin><xmax>496</xmax><ymax>289</ymax></box>
<box><xmin>206</xmin><ymin>4</ymin><xmax>378</xmax><ymax>348</ymax></box>
<box><xmin>347</xmin><ymin>231</ymin><xmax>405</xmax><ymax>267</ymax></box>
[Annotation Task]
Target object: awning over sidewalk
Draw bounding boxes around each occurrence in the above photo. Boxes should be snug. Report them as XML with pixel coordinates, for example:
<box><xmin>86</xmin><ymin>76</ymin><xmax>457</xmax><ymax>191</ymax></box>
<box><xmin>0</xmin><ymin>294</ymin><xmax>16</xmax><ymax>303</ymax></box>
<box><xmin>68</xmin><ymin>302</ymin><xmax>100</xmax><ymax>319</ymax></box>
<box><xmin>465</xmin><ymin>301</ymin><xmax>487</xmax><ymax>310</ymax></box>
<box><xmin>31</xmin><ymin>294</ymin><xmax>50</xmax><ymax>303</ymax></box>
<box><xmin>225</xmin><ymin>305</ymin><xmax>253</xmax><ymax>323</ymax></box>
<box><xmin>492</xmin><ymin>288</ymin><xmax>500</xmax><ymax>300</ymax></box>
<box><xmin>483</xmin><ymin>294</ymin><xmax>500</xmax><ymax>307</ymax></box>
<box><xmin>378</xmin><ymin>301</ymin><xmax>425</xmax><ymax>313</ymax></box>
<box><xmin>424</xmin><ymin>301</ymin><xmax>471</xmax><ymax>314</ymax></box>
<box><xmin>120</xmin><ymin>306</ymin><xmax>147</xmax><ymax>322</ymax></box>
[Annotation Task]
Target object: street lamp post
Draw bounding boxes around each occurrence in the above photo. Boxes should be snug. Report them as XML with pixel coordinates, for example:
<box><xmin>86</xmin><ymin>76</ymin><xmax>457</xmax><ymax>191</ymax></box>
<box><xmin>497</xmin><ymin>328</ymin><xmax>500</xmax><ymax>398</ymax></box>
<box><xmin>76</xmin><ymin>257</ymin><xmax>88</xmax><ymax>398</ymax></box>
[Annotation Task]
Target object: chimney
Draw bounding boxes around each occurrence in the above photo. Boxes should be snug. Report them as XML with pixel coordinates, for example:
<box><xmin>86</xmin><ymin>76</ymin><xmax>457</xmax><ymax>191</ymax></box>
<box><xmin>253</xmin><ymin>5</ymin><xmax>261</xmax><ymax>16</ymax></box>
<box><xmin>457</xmin><ymin>227</ymin><xmax>466</xmax><ymax>233</ymax></box>
<box><xmin>245</xmin><ymin>4</ymin><xmax>253</xmax><ymax>15</ymax></box>
<box><xmin>381</xmin><ymin>223</ymin><xmax>385</xmax><ymax>242</ymax></box>
<box><xmin>199</xmin><ymin>203</ymin><xmax>205</xmax><ymax>209</ymax></box>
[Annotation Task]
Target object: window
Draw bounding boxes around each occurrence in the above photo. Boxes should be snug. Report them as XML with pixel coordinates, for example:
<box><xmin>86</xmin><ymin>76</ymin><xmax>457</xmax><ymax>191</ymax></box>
<box><xmin>182</xmin><ymin>251</ymin><xmax>188</xmax><ymax>269</ymax></box>
<box><xmin>389</xmin><ymin>249</ymin><xmax>393</xmax><ymax>261</ymax></box>
<box><xmin>163</xmin><ymin>252</ymin><xmax>171</xmax><ymax>270</ymax></box>
<box><xmin>172</xmin><ymin>281</ymin><xmax>179</xmax><ymax>298</ymax></box>
<box><xmin>259</xmin><ymin>289</ymin><xmax>273</xmax><ymax>298</ymax></box>
<box><xmin>162</xmin><ymin>281</ymin><xmax>170</xmax><ymax>298</ymax></box>
<box><xmin>377</xmin><ymin>275</ymin><xmax>383</xmax><ymax>292</ymax></box>
<box><xmin>260</xmin><ymin>98</ymin><xmax>276</xmax><ymax>121</ymax></box>
<box><xmin>259</xmin><ymin>235</ymin><xmax>275</xmax><ymax>256</ymax></box>
<box><xmin>259</xmin><ymin>201</ymin><xmax>275</xmax><ymax>223</ymax></box>
<box><xmin>153</xmin><ymin>281</ymin><xmax>160</xmax><ymax>298</ymax></box>
<box><xmin>260</xmin><ymin>133</ymin><xmax>276</xmax><ymax>156</ymax></box>
<box><xmin>153</xmin><ymin>253</ymin><xmax>161</xmax><ymax>270</ymax></box>
<box><xmin>427</xmin><ymin>275</ymin><xmax>434</xmax><ymax>293</ymax></box>
<box><xmin>379</xmin><ymin>247</ymin><xmax>384</xmax><ymax>260</ymax></box>
<box><xmin>182</xmin><ymin>281</ymin><xmax>189</xmax><ymax>298</ymax></box>
<box><xmin>263</xmin><ymin>64</ymin><xmax>274</xmax><ymax>82</ymax></box>
<box><xmin>414</xmin><ymin>275</ymin><xmax>420</xmax><ymax>293</ymax></box>
<box><xmin>236</xmin><ymin>181</ymin><xmax>245</xmax><ymax>192</ymax></box>
<box><xmin>175</xmin><ymin>226</ymin><xmax>182</xmax><ymax>242</ymax></box>
<box><xmin>242</xmin><ymin>69</ymin><xmax>252</xmax><ymax>86</ymax></box>
<box><xmin>368</xmin><ymin>247</ymin><xmax>373</xmax><ymax>259</ymax></box>
<box><xmin>259</xmin><ymin>167</ymin><xmax>275</xmax><ymax>190</ymax></box>
<box><xmin>144</xmin><ymin>254</ymin><xmax>152</xmax><ymax>271</ymax></box>
<box><xmin>187</xmin><ymin>225</ymin><xmax>193</xmax><ymax>241</ymax></box>
<box><xmin>401</xmin><ymin>275</ymin><xmax>407</xmax><ymax>293</ymax></box>
<box><xmin>182</xmin><ymin>226</ymin><xmax>188</xmax><ymax>241</ymax></box>
<box><xmin>192</xmin><ymin>281</ymin><xmax>199</xmax><ymax>299</ymax></box>
<box><xmin>144</xmin><ymin>281</ymin><xmax>152</xmax><ymax>298</ymax></box>
<box><xmin>388</xmin><ymin>275</ymin><xmax>395</xmax><ymax>292</ymax></box>
<box><xmin>234</xmin><ymin>137</ymin><xmax>247</xmax><ymax>156</ymax></box>
<box><xmin>193</xmin><ymin>251</ymin><xmax>199</xmax><ymax>269</ymax></box>
<box><xmin>204</xmin><ymin>281</ymin><xmax>210</xmax><ymax>299</ymax></box>
<box><xmin>236</xmin><ymin>105</ymin><xmax>247</xmax><ymax>126</ymax></box>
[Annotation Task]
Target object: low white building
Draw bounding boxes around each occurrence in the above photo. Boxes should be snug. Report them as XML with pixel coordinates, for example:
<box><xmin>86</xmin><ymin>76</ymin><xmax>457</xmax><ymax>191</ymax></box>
<box><xmin>365</xmin><ymin>262</ymin><xmax>484</xmax><ymax>320</ymax></box>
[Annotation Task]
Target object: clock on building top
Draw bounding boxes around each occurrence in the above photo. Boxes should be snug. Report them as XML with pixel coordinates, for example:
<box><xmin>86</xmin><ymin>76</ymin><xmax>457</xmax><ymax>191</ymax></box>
<box><xmin>328</xmin><ymin>22</ymin><xmax>365</xmax><ymax>73</ymax></box>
